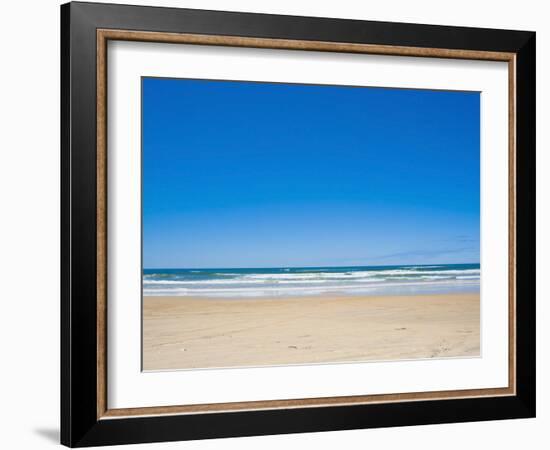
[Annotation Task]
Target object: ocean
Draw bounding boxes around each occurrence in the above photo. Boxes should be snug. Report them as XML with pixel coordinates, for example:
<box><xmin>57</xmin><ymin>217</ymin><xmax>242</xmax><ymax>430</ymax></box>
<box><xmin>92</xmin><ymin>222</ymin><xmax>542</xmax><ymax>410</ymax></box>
<box><xmin>143</xmin><ymin>263</ymin><xmax>480</xmax><ymax>298</ymax></box>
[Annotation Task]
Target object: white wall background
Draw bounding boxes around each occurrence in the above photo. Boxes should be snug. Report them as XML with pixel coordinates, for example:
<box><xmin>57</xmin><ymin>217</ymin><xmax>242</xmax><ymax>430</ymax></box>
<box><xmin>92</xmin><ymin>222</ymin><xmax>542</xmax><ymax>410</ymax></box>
<box><xmin>0</xmin><ymin>1</ymin><xmax>545</xmax><ymax>449</ymax></box>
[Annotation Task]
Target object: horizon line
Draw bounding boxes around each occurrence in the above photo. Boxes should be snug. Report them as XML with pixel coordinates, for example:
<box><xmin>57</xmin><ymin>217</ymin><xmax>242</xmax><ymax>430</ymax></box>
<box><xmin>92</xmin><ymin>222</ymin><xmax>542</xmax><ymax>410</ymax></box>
<box><xmin>143</xmin><ymin>262</ymin><xmax>481</xmax><ymax>271</ymax></box>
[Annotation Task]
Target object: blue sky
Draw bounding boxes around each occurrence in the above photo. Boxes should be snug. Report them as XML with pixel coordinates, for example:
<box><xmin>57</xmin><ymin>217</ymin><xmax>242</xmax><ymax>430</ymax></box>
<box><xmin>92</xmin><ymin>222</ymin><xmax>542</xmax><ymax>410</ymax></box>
<box><xmin>142</xmin><ymin>77</ymin><xmax>480</xmax><ymax>269</ymax></box>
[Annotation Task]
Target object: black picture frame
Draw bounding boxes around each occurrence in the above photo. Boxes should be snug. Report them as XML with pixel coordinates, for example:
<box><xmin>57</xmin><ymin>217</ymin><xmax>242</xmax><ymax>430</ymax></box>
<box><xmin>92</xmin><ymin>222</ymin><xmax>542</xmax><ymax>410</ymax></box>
<box><xmin>61</xmin><ymin>1</ymin><xmax>535</xmax><ymax>447</ymax></box>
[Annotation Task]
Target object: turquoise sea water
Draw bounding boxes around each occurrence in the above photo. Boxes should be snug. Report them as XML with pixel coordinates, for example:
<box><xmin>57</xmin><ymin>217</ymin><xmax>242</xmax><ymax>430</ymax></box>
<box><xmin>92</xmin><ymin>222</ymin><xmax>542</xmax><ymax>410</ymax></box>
<box><xmin>143</xmin><ymin>263</ymin><xmax>480</xmax><ymax>298</ymax></box>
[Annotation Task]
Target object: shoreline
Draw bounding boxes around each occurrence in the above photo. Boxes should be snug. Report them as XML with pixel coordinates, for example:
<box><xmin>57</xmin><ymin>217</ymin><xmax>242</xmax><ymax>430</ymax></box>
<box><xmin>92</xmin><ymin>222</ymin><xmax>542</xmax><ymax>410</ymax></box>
<box><xmin>143</xmin><ymin>292</ymin><xmax>480</xmax><ymax>371</ymax></box>
<box><xmin>143</xmin><ymin>285</ymin><xmax>480</xmax><ymax>300</ymax></box>
<box><xmin>143</xmin><ymin>264</ymin><xmax>480</xmax><ymax>299</ymax></box>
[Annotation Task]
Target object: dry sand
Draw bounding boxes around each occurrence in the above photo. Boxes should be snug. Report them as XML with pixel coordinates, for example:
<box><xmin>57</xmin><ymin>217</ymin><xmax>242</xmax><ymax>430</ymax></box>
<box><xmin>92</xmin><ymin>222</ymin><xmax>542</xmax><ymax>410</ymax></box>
<box><xmin>142</xmin><ymin>293</ymin><xmax>480</xmax><ymax>371</ymax></box>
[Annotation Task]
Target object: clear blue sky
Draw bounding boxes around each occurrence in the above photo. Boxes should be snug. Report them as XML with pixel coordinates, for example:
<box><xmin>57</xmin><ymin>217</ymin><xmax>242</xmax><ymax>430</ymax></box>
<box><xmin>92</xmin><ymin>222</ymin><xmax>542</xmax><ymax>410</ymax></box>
<box><xmin>142</xmin><ymin>77</ymin><xmax>480</xmax><ymax>269</ymax></box>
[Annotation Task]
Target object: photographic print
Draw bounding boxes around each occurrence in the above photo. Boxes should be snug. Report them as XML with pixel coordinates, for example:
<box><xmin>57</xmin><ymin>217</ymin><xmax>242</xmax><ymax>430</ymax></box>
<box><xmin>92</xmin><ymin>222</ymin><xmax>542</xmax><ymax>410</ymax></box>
<box><xmin>141</xmin><ymin>77</ymin><xmax>481</xmax><ymax>371</ymax></box>
<box><xmin>62</xmin><ymin>5</ymin><xmax>535</xmax><ymax>444</ymax></box>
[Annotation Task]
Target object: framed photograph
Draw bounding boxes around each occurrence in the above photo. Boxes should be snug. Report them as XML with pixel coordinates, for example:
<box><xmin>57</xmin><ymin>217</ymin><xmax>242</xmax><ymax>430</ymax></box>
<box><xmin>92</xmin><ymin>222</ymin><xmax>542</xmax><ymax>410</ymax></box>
<box><xmin>61</xmin><ymin>2</ymin><xmax>535</xmax><ymax>447</ymax></box>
